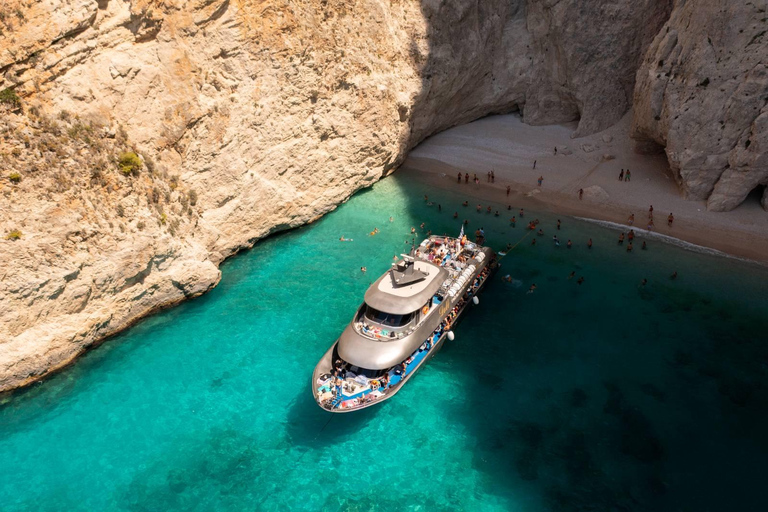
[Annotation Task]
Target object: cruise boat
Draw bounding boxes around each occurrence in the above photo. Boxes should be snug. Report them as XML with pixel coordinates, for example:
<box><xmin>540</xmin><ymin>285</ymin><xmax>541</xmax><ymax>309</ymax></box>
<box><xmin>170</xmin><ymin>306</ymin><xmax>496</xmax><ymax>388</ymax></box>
<box><xmin>312</xmin><ymin>232</ymin><xmax>497</xmax><ymax>412</ymax></box>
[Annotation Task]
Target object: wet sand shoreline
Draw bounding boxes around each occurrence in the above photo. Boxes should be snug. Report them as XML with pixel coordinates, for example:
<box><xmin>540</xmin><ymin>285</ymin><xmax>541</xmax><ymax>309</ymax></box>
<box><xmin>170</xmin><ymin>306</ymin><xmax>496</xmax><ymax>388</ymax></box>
<box><xmin>400</xmin><ymin>114</ymin><xmax>768</xmax><ymax>266</ymax></box>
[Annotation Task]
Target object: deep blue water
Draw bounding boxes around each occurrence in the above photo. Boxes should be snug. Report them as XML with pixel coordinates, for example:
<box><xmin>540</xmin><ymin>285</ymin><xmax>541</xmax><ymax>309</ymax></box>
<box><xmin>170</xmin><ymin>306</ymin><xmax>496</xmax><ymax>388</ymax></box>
<box><xmin>2</xmin><ymin>172</ymin><xmax>768</xmax><ymax>511</ymax></box>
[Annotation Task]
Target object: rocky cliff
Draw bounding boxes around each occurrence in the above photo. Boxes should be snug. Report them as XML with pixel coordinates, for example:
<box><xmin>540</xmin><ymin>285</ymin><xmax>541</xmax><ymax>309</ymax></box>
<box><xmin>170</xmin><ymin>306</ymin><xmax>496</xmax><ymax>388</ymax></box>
<box><xmin>632</xmin><ymin>0</ymin><xmax>768</xmax><ymax>210</ymax></box>
<box><xmin>0</xmin><ymin>0</ymin><xmax>763</xmax><ymax>391</ymax></box>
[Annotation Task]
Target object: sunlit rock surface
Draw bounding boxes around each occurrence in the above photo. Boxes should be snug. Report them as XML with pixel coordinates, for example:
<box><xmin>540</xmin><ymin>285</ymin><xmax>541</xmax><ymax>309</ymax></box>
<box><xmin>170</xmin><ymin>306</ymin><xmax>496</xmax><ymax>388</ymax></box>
<box><xmin>0</xmin><ymin>0</ymin><xmax>763</xmax><ymax>390</ymax></box>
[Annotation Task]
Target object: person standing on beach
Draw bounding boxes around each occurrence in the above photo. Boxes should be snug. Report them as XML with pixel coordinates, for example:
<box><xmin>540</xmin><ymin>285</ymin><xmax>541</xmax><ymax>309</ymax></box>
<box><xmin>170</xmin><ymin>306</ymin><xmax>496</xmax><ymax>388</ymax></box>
<box><xmin>457</xmin><ymin>172</ymin><xmax>462</xmax><ymax>183</ymax></box>
<box><xmin>628</xmin><ymin>213</ymin><xmax>634</xmax><ymax>225</ymax></box>
<box><xmin>625</xmin><ymin>170</ymin><xmax>631</xmax><ymax>181</ymax></box>
<box><xmin>491</xmin><ymin>171</ymin><xmax>495</xmax><ymax>183</ymax></box>
<box><xmin>537</xmin><ymin>176</ymin><xmax>544</xmax><ymax>186</ymax></box>
<box><xmin>587</xmin><ymin>238</ymin><xmax>593</xmax><ymax>249</ymax></box>
<box><xmin>647</xmin><ymin>218</ymin><xmax>654</xmax><ymax>231</ymax></box>
<box><xmin>649</xmin><ymin>205</ymin><xmax>654</xmax><ymax>216</ymax></box>
<box><xmin>619</xmin><ymin>169</ymin><xmax>624</xmax><ymax>181</ymax></box>
<box><xmin>506</xmin><ymin>185</ymin><xmax>511</xmax><ymax>197</ymax></box>
<box><xmin>579</xmin><ymin>188</ymin><xmax>584</xmax><ymax>200</ymax></box>
<box><xmin>668</xmin><ymin>213</ymin><xmax>674</xmax><ymax>227</ymax></box>
<box><xmin>557</xmin><ymin>219</ymin><xmax>561</xmax><ymax>230</ymax></box>
<box><xmin>554</xmin><ymin>147</ymin><xmax>558</xmax><ymax>155</ymax></box>
<box><xmin>465</xmin><ymin>173</ymin><xmax>469</xmax><ymax>184</ymax></box>
<box><xmin>487</xmin><ymin>171</ymin><xmax>491</xmax><ymax>182</ymax></box>
<box><xmin>533</xmin><ymin>160</ymin><xmax>537</xmax><ymax>169</ymax></box>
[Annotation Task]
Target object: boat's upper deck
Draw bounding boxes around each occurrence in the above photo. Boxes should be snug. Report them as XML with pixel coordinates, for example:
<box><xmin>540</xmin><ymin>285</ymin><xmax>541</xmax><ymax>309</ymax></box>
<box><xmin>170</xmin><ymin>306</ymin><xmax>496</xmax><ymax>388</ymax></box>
<box><xmin>363</xmin><ymin>259</ymin><xmax>447</xmax><ymax>315</ymax></box>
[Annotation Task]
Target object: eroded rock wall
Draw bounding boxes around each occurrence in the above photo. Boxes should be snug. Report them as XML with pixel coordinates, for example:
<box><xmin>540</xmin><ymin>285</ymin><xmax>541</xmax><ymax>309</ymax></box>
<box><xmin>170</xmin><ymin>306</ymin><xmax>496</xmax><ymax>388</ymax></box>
<box><xmin>632</xmin><ymin>0</ymin><xmax>768</xmax><ymax>211</ymax></box>
<box><xmin>1</xmin><ymin>0</ymin><xmax>751</xmax><ymax>391</ymax></box>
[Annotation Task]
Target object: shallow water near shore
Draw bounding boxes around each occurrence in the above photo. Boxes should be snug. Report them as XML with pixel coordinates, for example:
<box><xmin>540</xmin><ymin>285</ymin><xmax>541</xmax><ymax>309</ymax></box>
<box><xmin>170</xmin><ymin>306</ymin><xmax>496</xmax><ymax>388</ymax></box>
<box><xmin>2</xmin><ymin>173</ymin><xmax>768</xmax><ymax>511</ymax></box>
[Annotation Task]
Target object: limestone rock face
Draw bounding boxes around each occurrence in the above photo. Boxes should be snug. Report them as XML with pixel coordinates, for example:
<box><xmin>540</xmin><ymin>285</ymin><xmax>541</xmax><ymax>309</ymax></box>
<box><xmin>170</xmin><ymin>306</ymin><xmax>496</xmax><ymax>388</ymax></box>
<box><xmin>0</xmin><ymin>0</ymin><xmax>757</xmax><ymax>390</ymax></box>
<box><xmin>631</xmin><ymin>0</ymin><xmax>768</xmax><ymax>211</ymax></box>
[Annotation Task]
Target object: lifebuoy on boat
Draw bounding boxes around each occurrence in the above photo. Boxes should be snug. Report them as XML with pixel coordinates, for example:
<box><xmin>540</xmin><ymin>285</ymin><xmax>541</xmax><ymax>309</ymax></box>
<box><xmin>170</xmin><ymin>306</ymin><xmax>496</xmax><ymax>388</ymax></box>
<box><xmin>422</xmin><ymin>305</ymin><xmax>429</xmax><ymax>315</ymax></box>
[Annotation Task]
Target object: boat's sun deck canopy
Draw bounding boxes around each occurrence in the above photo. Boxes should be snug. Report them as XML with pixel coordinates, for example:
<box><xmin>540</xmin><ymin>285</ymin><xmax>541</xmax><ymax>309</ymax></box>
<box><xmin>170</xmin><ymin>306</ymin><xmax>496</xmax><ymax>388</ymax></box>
<box><xmin>363</xmin><ymin>260</ymin><xmax>448</xmax><ymax>315</ymax></box>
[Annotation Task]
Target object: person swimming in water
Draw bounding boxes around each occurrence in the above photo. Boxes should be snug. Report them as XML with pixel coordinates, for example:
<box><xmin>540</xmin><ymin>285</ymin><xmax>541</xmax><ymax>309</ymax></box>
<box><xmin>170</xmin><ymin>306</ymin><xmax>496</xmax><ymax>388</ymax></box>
<box><xmin>567</xmin><ymin>239</ymin><xmax>572</xmax><ymax>249</ymax></box>
<box><xmin>463</xmin><ymin>201</ymin><xmax>469</xmax><ymax>207</ymax></box>
<box><xmin>568</xmin><ymin>271</ymin><xmax>575</xmax><ymax>279</ymax></box>
<box><xmin>670</xmin><ymin>271</ymin><xmax>677</xmax><ymax>280</ymax></box>
<box><xmin>453</xmin><ymin>211</ymin><xmax>459</xmax><ymax>219</ymax></box>
<box><xmin>339</xmin><ymin>236</ymin><xmax>353</xmax><ymax>242</ymax></box>
<box><xmin>537</xmin><ymin>228</ymin><xmax>544</xmax><ymax>236</ymax></box>
<box><xmin>577</xmin><ymin>276</ymin><xmax>585</xmax><ymax>285</ymax></box>
<box><xmin>642</xmin><ymin>240</ymin><xmax>647</xmax><ymax>250</ymax></box>
<box><xmin>640</xmin><ymin>278</ymin><xmax>648</xmax><ymax>286</ymax></box>
<box><xmin>527</xmin><ymin>283</ymin><xmax>537</xmax><ymax>294</ymax></box>
<box><xmin>510</xmin><ymin>216</ymin><xmax>516</xmax><ymax>227</ymax></box>
<box><xmin>519</xmin><ymin>208</ymin><xmax>525</xmax><ymax>218</ymax></box>
<box><xmin>553</xmin><ymin>235</ymin><xmax>560</xmax><ymax>246</ymax></box>
<box><xmin>587</xmin><ymin>238</ymin><xmax>593</xmax><ymax>249</ymax></box>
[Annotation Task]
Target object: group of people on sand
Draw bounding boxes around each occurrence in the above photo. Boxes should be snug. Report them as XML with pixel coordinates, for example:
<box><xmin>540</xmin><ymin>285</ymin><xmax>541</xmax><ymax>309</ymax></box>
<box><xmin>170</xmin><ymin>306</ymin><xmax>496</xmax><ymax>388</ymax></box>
<box><xmin>619</xmin><ymin>169</ymin><xmax>632</xmax><ymax>182</ymax></box>
<box><xmin>456</xmin><ymin>170</ymin><xmax>497</xmax><ymax>184</ymax></box>
<box><xmin>633</xmin><ymin>205</ymin><xmax>674</xmax><ymax>231</ymax></box>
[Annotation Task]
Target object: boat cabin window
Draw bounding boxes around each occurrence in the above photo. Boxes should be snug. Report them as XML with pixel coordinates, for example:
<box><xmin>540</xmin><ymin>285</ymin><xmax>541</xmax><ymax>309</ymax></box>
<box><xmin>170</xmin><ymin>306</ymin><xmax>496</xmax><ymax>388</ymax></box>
<box><xmin>363</xmin><ymin>305</ymin><xmax>415</xmax><ymax>328</ymax></box>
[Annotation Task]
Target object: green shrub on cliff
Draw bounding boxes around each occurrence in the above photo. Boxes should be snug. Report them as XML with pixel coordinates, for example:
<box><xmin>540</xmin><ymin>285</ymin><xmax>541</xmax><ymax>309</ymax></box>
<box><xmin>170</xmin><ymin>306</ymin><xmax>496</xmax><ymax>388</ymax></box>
<box><xmin>118</xmin><ymin>151</ymin><xmax>142</xmax><ymax>176</ymax></box>
<box><xmin>0</xmin><ymin>88</ymin><xmax>21</xmax><ymax>108</ymax></box>
<box><xmin>6</xmin><ymin>229</ymin><xmax>22</xmax><ymax>241</ymax></box>
<box><xmin>9</xmin><ymin>172</ymin><xmax>21</xmax><ymax>183</ymax></box>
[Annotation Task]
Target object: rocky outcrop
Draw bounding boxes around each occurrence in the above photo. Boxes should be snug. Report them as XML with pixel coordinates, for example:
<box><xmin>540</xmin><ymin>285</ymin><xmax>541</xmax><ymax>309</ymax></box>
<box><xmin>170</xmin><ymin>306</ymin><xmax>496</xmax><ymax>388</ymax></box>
<box><xmin>632</xmin><ymin>0</ymin><xmax>768</xmax><ymax>211</ymax></box>
<box><xmin>0</xmin><ymin>0</ymin><xmax>761</xmax><ymax>391</ymax></box>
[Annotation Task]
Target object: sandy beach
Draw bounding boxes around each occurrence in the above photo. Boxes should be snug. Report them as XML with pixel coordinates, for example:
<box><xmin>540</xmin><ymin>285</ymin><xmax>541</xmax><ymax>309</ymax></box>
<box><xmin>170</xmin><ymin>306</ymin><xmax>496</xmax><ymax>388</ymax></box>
<box><xmin>401</xmin><ymin>112</ymin><xmax>768</xmax><ymax>265</ymax></box>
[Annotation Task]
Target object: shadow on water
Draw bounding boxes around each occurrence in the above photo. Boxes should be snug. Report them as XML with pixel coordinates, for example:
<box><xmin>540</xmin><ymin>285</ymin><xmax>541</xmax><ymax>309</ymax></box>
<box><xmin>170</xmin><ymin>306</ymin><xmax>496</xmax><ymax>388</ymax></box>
<box><xmin>389</xmin><ymin>165</ymin><xmax>768</xmax><ymax>510</ymax></box>
<box><xmin>284</xmin><ymin>388</ymin><xmax>380</xmax><ymax>449</ymax></box>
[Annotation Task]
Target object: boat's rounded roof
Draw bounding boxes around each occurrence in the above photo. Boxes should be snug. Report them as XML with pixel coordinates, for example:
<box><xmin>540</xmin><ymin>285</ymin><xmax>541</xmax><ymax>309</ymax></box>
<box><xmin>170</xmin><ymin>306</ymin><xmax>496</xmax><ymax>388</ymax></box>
<box><xmin>363</xmin><ymin>260</ymin><xmax>447</xmax><ymax>315</ymax></box>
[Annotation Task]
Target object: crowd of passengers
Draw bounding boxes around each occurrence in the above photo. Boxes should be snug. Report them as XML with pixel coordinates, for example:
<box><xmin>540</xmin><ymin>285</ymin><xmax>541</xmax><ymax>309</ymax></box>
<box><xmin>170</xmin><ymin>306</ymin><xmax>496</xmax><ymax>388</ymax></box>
<box><xmin>417</xmin><ymin>235</ymin><xmax>478</xmax><ymax>270</ymax></box>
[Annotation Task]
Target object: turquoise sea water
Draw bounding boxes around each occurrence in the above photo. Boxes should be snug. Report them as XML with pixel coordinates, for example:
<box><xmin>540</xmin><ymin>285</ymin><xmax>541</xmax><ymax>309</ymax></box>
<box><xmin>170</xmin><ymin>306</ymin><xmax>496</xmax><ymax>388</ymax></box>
<box><xmin>2</xmin><ymin>172</ymin><xmax>768</xmax><ymax>511</ymax></box>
